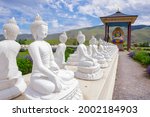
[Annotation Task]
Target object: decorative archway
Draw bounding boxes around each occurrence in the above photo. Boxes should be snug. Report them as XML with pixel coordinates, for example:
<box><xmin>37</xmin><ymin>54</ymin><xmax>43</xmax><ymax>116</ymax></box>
<box><xmin>100</xmin><ymin>10</ymin><xmax>138</xmax><ymax>51</ymax></box>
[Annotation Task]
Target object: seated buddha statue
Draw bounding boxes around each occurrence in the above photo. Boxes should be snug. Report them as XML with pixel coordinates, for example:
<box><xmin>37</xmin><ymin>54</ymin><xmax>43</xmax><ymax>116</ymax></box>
<box><xmin>100</xmin><ymin>40</ymin><xmax>118</xmax><ymax>59</ymax></box>
<box><xmin>98</xmin><ymin>39</ymin><xmax>112</xmax><ymax>62</ymax></box>
<box><xmin>98</xmin><ymin>38</ymin><xmax>105</xmax><ymax>52</ymax></box>
<box><xmin>75</xmin><ymin>31</ymin><xmax>103</xmax><ymax>80</ymax></box>
<box><xmin>88</xmin><ymin>36</ymin><xmax>108</xmax><ymax>68</ymax></box>
<box><xmin>0</xmin><ymin>17</ymin><xmax>27</xmax><ymax>99</ymax></box>
<box><xmin>54</xmin><ymin>32</ymin><xmax>67</xmax><ymax>69</ymax></box>
<box><xmin>112</xmin><ymin>27</ymin><xmax>124</xmax><ymax>51</ymax></box>
<box><xmin>24</xmin><ymin>15</ymin><xmax>82</xmax><ymax>100</ymax></box>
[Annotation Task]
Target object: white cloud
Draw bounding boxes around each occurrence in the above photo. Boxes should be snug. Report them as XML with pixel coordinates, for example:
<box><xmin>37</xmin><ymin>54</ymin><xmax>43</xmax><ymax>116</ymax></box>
<box><xmin>38</xmin><ymin>0</ymin><xmax>52</xmax><ymax>4</ymax></box>
<box><xmin>56</xmin><ymin>0</ymin><xmax>81</xmax><ymax>12</ymax></box>
<box><xmin>135</xmin><ymin>15</ymin><xmax>150</xmax><ymax>25</ymax></box>
<box><xmin>78</xmin><ymin>0</ymin><xmax>129</xmax><ymax>17</ymax></box>
<box><xmin>49</xmin><ymin>17</ymin><xmax>92</xmax><ymax>34</ymax></box>
<box><xmin>0</xmin><ymin>7</ymin><xmax>11</xmax><ymax>16</ymax></box>
<box><xmin>51</xmin><ymin>19</ymin><xmax>59</xmax><ymax>28</ymax></box>
<box><xmin>60</xmin><ymin>0</ymin><xmax>74</xmax><ymax>12</ymax></box>
<box><xmin>78</xmin><ymin>0</ymin><xmax>150</xmax><ymax>25</ymax></box>
<box><xmin>67</xmin><ymin>4</ymin><xmax>73</xmax><ymax>12</ymax></box>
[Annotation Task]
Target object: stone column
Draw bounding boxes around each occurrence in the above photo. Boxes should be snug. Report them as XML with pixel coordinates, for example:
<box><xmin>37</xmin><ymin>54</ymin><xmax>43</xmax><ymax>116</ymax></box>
<box><xmin>104</xmin><ymin>23</ymin><xmax>109</xmax><ymax>42</ymax></box>
<box><xmin>127</xmin><ymin>22</ymin><xmax>131</xmax><ymax>51</ymax></box>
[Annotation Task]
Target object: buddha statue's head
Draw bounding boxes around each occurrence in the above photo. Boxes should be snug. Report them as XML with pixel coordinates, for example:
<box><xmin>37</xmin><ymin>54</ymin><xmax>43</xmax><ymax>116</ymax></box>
<box><xmin>3</xmin><ymin>17</ymin><xmax>20</xmax><ymax>40</ymax></box>
<box><xmin>59</xmin><ymin>32</ymin><xmax>67</xmax><ymax>43</ymax></box>
<box><xmin>89</xmin><ymin>36</ymin><xmax>98</xmax><ymax>45</ymax></box>
<box><xmin>31</xmin><ymin>14</ymin><xmax>48</xmax><ymax>40</ymax></box>
<box><xmin>77</xmin><ymin>31</ymin><xmax>85</xmax><ymax>44</ymax></box>
<box><xmin>99</xmin><ymin>38</ymin><xmax>103</xmax><ymax>44</ymax></box>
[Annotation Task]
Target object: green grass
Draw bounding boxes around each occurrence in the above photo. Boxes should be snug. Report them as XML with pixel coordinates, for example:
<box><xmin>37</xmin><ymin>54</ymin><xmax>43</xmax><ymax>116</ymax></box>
<box><xmin>17</xmin><ymin>39</ymin><xmax>33</xmax><ymax>45</ymax></box>
<box><xmin>46</xmin><ymin>39</ymin><xmax>60</xmax><ymax>45</ymax></box>
<box><xmin>17</xmin><ymin>51</ymin><xmax>29</xmax><ymax>58</ymax></box>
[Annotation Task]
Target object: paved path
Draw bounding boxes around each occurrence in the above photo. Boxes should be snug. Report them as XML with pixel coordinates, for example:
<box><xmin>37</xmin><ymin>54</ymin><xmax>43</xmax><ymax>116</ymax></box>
<box><xmin>113</xmin><ymin>51</ymin><xmax>150</xmax><ymax>100</ymax></box>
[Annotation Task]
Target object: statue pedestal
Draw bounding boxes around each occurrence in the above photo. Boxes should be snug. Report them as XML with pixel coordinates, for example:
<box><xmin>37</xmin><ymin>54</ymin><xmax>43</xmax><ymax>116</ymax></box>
<box><xmin>66</xmin><ymin>49</ymin><xmax>118</xmax><ymax>99</ymax></box>
<box><xmin>0</xmin><ymin>78</ymin><xmax>26</xmax><ymax>100</ymax></box>
<box><xmin>67</xmin><ymin>53</ymin><xmax>78</xmax><ymax>66</ymax></box>
<box><xmin>75</xmin><ymin>65</ymin><xmax>103</xmax><ymax>80</ymax></box>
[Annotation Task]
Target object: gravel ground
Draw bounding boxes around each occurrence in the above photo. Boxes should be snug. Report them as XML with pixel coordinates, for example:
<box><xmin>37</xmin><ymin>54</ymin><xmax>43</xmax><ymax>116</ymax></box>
<box><xmin>113</xmin><ymin>51</ymin><xmax>150</xmax><ymax>100</ymax></box>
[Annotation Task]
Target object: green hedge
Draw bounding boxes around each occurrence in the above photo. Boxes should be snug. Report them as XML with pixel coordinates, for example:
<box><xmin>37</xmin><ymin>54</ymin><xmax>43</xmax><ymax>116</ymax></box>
<box><xmin>17</xmin><ymin>57</ymin><xmax>32</xmax><ymax>75</ymax></box>
<box><xmin>17</xmin><ymin>51</ymin><xmax>32</xmax><ymax>75</ymax></box>
<box><xmin>65</xmin><ymin>47</ymin><xmax>76</xmax><ymax>61</ymax></box>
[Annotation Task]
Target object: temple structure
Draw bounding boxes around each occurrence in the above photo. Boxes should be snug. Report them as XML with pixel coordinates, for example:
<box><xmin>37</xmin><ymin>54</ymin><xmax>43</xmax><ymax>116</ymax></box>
<box><xmin>100</xmin><ymin>10</ymin><xmax>138</xmax><ymax>51</ymax></box>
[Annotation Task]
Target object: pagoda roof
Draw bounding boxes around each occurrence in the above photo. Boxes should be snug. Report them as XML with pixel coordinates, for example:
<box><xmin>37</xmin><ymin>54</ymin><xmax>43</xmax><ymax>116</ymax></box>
<box><xmin>100</xmin><ymin>11</ymin><xmax>138</xmax><ymax>24</ymax></box>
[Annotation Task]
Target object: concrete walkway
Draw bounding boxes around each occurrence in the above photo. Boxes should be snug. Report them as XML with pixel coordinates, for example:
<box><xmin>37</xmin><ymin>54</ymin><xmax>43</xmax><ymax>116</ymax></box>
<box><xmin>113</xmin><ymin>51</ymin><xmax>150</xmax><ymax>100</ymax></box>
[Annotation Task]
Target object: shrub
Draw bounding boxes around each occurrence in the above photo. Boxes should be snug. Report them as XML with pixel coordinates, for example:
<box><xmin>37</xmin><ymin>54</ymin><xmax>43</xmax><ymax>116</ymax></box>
<box><xmin>24</xmin><ymin>55</ymin><xmax>33</xmax><ymax>63</ymax></box>
<box><xmin>17</xmin><ymin>55</ymin><xmax>32</xmax><ymax>75</ymax></box>
<box><xmin>139</xmin><ymin>42</ymin><xmax>149</xmax><ymax>47</ymax></box>
<box><xmin>133</xmin><ymin>51</ymin><xmax>150</xmax><ymax>65</ymax></box>
<box><xmin>17</xmin><ymin>39</ymin><xmax>27</xmax><ymax>45</ymax></box>
<box><xmin>65</xmin><ymin>47</ymin><xmax>75</xmax><ymax>61</ymax></box>
<box><xmin>20</xmin><ymin>48</ymin><xmax>27</xmax><ymax>52</ymax></box>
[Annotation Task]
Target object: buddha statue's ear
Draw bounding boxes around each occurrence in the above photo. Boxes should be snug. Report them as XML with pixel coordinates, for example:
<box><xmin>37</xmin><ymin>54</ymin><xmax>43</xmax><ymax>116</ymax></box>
<box><xmin>3</xmin><ymin>30</ymin><xmax>7</xmax><ymax>39</ymax></box>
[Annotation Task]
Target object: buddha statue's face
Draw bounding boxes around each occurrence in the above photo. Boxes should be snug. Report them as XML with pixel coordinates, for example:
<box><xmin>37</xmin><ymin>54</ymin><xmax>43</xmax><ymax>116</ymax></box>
<box><xmin>90</xmin><ymin>36</ymin><xmax>97</xmax><ymax>45</ymax></box>
<box><xmin>77</xmin><ymin>31</ymin><xmax>85</xmax><ymax>44</ymax></box>
<box><xmin>36</xmin><ymin>24</ymin><xmax>48</xmax><ymax>40</ymax></box>
<box><xmin>59</xmin><ymin>32</ymin><xmax>67</xmax><ymax>43</ymax></box>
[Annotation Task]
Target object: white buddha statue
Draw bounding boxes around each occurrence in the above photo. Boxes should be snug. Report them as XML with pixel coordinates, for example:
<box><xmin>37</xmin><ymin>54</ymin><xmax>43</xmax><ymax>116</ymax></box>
<box><xmin>98</xmin><ymin>39</ymin><xmax>112</xmax><ymax>62</ymax></box>
<box><xmin>75</xmin><ymin>31</ymin><xmax>103</xmax><ymax>80</ymax></box>
<box><xmin>24</xmin><ymin>15</ymin><xmax>82</xmax><ymax>100</ymax></box>
<box><xmin>88</xmin><ymin>36</ymin><xmax>108</xmax><ymax>68</ymax></box>
<box><xmin>98</xmin><ymin>38</ymin><xmax>105</xmax><ymax>51</ymax></box>
<box><xmin>0</xmin><ymin>17</ymin><xmax>27</xmax><ymax>99</ymax></box>
<box><xmin>54</xmin><ymin>32</ymin><xmax>67</xmax><ymax>69</ymax></box>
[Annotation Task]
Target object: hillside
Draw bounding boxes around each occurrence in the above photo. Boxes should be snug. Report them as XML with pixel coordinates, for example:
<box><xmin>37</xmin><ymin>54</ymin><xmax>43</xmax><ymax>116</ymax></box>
<box><xmin>0</xmin><ymin>25</ymin><xmax>149</xmax><ymax>43</ymax></box>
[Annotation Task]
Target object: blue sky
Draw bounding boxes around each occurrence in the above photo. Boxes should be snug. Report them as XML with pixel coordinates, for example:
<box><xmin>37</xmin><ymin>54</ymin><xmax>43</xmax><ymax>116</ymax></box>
<box><xmin>0</xmin><ymin>0</ymin><xmax>150</xmax><ymax>34</ymax></box>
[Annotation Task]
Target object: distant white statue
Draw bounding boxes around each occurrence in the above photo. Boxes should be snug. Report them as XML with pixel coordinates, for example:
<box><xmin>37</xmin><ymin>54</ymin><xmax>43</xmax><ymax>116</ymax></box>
<box><xmin>24</xmin><ymin>14</ymin><xmax>82</xmax><ymax>100</ymax></box>
<box><xmin>0</xmin><ymin>17</ymin><xmax>27</xmax><ymax>99</ymax></box>
<box><xmin>54</xmin><ymin>32</ymin><xmax>67</xmax><ymax>69</ymax></box>
<box><xmin>98</xmin><ymin>39</ymin><xmax>112</xmax><ymax>62</ymax></box>
<box><xmin>75</xmin><ymin>31</ymin><xmax>103</xmax><ymax>80</ymax></box>
<box><xmin>88</xmin><ymin>36</ymin><xmax>108</xmax><ymax>68</ymax></box>
<box><xmin>98</xmin><ymin>38</ymin><xmax>105</xmax><ymax>51</ymax></box>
